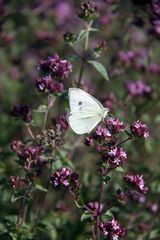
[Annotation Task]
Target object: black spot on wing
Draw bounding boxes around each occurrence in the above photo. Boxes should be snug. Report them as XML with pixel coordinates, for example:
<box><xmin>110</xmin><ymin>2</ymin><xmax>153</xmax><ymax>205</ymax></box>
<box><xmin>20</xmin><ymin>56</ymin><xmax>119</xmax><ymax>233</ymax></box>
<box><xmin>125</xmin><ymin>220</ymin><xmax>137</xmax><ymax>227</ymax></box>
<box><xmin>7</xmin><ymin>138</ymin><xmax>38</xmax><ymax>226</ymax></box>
<box><xmin>78</xmin><ymin>101</ymin><xmax>82</xmax><ymax>105</ymax></box>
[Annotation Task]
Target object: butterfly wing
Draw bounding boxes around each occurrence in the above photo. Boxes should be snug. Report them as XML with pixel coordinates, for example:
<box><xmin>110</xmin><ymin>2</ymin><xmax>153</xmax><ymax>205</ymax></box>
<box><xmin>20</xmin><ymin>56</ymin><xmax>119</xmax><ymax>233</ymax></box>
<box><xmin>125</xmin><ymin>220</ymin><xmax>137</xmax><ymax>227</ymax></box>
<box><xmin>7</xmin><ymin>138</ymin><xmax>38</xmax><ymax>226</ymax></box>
<box><xmin>68</xmin><ymin>88</ymin><xmax>104</xmax><ymax>134</ymax></box>
<box><xmin>69</xmin><ymin>88</ymin><xmax>103</xmax><ymax>111</ymax></box>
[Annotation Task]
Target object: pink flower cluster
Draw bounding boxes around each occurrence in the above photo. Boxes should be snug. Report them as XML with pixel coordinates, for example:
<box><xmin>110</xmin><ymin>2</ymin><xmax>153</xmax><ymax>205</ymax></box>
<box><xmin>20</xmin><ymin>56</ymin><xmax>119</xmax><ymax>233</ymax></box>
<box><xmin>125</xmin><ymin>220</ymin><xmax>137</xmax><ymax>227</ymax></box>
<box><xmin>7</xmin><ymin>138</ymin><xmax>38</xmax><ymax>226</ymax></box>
<box><xmin>35</xmin><ymin>54</ymin><xmax>72</xmax><ymax>94</ymax></box>
<box><xmin>131</xmin><ymin>120</ymin><xmax>149</xmax><ymax>138</ymax></box>
<box><xmin>99</xmin><ymin>219</ymin><xmax>126</xmax><ymax>239</ymax></box>
<box><xmin>108</xmin><ymin>147</ymin><xmax>127</xmax><ymax>168</ymax></box>
<box><xmin>50</xmin><ymin>167</ymin><xmax>79</xmax><ymax>189</ymax></box>
<box><xmin>124</xmin><ymin>174</ymin><xmax>148</xmax><ymax>194</ymax></box>
<box><xmin>126</xmin><ymin>80</ymin><xmax>152</xmax><ymax>97</ymax></box>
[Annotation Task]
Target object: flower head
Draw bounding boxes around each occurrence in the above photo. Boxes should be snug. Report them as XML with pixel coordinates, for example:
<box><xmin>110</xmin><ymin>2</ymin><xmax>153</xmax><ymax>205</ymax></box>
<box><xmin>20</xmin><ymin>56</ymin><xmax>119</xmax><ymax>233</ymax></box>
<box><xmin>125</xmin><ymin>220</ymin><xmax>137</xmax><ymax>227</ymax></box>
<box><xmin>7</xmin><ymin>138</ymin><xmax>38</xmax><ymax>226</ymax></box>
<box><xmin>106</xmin><ymin>118</ymin><xmax>126</xmax><ymax>134</ymax></box>
<box><xmin>99</xmin><ymin>219</ymin><xmax>126</xmax><ymax>239</ymax></box>
<box><xmin>107</xmin><ymin>147</ymin><xmax>127</xmax><ymax>168</ymax></box>
<box><xmin>39</xmin><ymin>54</ymin><xmax>72</xmax><ymax>80</ymax></box>
<box><xmin>50</xmin><ymin>168</ymin><xmax>79</xmax><ymax>189</ymax></box>
<box><xmin>9</xmin><ymin>176</ymin><xmax>27</xmax><ymax>189</ymax></box>
<box><xmin>125</xmin><ymin>80</ymin><xmax>152</xmax><ymax>97</ymax></box>
<box><xmin>11</xmin><ymin>104</ymin><xmax>32</xmax><ymax>123</ymax></box>
<box><xmin>130</xmin><ymin>120</ymin><xmax>149</xmax><ymax>138</ymax></box>
<box><xmin>85</xmin><ymin>201</ymin><xmax>104</xmax><ymax>218</ymax></box>
<box><xmin>78</xmin><ymin>2</ymin><xmax>99</xmax><ymax>22</ymax></box>
<box><xmin>93</xmin><ymin>126</ymin><xmax>111</xmax><ymax>141</ymax></box>
<box><xmin>124</xmin><ymin>174</ymin><xmax>148</xmax><ymax>194</ymax></box>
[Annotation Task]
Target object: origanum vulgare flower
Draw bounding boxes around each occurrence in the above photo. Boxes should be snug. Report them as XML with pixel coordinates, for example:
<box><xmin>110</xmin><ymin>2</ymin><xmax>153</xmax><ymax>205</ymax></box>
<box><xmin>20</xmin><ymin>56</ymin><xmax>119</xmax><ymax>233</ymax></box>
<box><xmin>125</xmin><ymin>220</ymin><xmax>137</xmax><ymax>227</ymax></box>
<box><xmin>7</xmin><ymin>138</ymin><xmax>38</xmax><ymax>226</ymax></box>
<box><xmin>9</xmin><ymin>176</ymin><xmax>27</xmax><ymax>189</ymax></box>
<box><xmin>35</xmin><ymin>75</ymin><xmax>64</xmax><ymax>93</ymax></box>
<box><xmin>50</xmin><ymin>168</ymin><xmax>79</xmax><ymax>189</ymax></box>
<box><xmin>106</xmin><ymin>118</ymin><xmax>126</xmax><ymax>134</ymax></box>
<box><xmin>78</xmin><ymin>1</ymin><xmax>99</xmax><ymax>22</ymax></box>
<box><xmin>39</xmin><ymin>54</ymin><xmax>72</xmax><ymax>80</ymax></box>
<box><xmin>124</xmin><ymin>174</ymin><xmax>148</xmax><ymax>194</ymax></box>
<box><xmin>93</xmin><ymin>126</ymin><xmax>111</xmax><ymax>141</ymax></box>
<box><xmin>85</xmin><ymin>201</ymin><xmax>104</xmax><ymax>217</ymax></box>
<box><xmin>125</xmin><ymin>80</ymin><xmax>152</xmax><ymax>97</ymax></box>
<box><xmin>130</xmin><ymin>120</ymin><xmax>149</xmax><ymax>138</ymax></box>
<box><xmin>11</xmin><ymin>104</ymin><xmax>32</xmax><ymax>123</ymax></box>
<box><xmin>107</xmin><ymin>147</ymin><xmax>127</xmax><ymax>168</ymax></box>
<box><xmin>99</xmin><ymin>219</ymin><xmax>126</xmax><ymax>239</ymax></box>
<box><xmin>11</xmin><ymin>143</ymin><xmax>48</xmax><ymax>176</ymax></box>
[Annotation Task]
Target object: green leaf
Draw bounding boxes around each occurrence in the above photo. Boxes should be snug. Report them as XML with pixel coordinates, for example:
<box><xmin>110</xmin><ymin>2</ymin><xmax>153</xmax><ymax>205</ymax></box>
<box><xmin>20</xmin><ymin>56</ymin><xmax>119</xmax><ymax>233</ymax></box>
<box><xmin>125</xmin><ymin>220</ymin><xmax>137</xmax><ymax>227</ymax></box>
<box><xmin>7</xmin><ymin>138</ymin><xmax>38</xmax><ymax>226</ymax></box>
<box><xmin>34</xmin><ymin>105</ymin><xmax>47</xmax><ymax>113</ymax></box>
<box><xmin>35</xmin><ymin>184</ymin><xmax>48</xmax><ymax>192</ymax></box>
<box><xmin>80</xmin><ymin>211</ymin><xmax>92</xmax><ymax>221</ymax></box>
<box><xmin>115</xmin><ymin>167</ymin><xmax>124</xmax><ymax>172</ymax></box>
<box><xmin>149</xmin><ymin>229</ymin><xmax>160</xmax><ymax>239</ymax></box>
<box><xmin>75</xmin><ymin>195</ymin><xmax>84</xmax><ymax>208</ymax></box>
<box><xmin>11</xmin><ymin>195</ymin><xmax>23</xmax><ymax>203</ymax></box>
<box><xmin>88</xmin><ymin>60</ymin><xmax>109</xmax><ymax>81</ymax></box>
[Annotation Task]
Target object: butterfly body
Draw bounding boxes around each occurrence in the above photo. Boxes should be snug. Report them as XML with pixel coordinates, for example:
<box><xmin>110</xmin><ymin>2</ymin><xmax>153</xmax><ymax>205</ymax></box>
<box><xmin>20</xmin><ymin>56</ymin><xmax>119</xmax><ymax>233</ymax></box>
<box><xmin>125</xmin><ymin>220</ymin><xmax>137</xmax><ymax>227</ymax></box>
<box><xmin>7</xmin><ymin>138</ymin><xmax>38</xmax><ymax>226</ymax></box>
<box><xmin>68</xmin><ymin>88</ymin><xmax>109</xmax><ymax>134</ymax></box>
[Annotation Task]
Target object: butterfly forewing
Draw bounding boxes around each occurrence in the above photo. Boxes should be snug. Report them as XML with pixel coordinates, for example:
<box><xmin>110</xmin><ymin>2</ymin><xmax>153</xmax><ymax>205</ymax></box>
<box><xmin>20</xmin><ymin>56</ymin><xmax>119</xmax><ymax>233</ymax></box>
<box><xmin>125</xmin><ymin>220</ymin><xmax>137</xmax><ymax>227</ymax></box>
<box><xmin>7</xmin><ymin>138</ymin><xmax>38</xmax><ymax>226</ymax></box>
<box><xmin>69</xmin><ymin>88</ymin><xmax>103</xmax><ymax>112</ymax></box>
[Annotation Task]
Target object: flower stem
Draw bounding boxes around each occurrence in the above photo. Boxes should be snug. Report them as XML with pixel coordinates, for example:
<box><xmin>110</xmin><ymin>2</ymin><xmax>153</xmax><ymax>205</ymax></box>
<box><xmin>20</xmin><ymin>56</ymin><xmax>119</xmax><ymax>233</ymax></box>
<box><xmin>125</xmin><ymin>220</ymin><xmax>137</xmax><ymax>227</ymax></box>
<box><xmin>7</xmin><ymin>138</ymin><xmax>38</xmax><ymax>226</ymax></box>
<box><xmin>77</xmin><ymin>20</ymin><xmax>93</xmax><ymax>87</ymax></box>
<box><xmin>116</xmin><ymin>136</ymin><xmax>132</xmax><ymax>147</ymax></box>
<box><xmin>42</xmin><ymin>96</ymin><xmax>56</xmax><ymax>131</ymax></box>
<box><xmin>26</xmin><ymin>124</ymin><xmax>35</xmax><ymax>139</ymax></box>
<box><xmin>96</xmin><ymin>182</ymin><xmax>104</xmax><ymax>240</ymax></box>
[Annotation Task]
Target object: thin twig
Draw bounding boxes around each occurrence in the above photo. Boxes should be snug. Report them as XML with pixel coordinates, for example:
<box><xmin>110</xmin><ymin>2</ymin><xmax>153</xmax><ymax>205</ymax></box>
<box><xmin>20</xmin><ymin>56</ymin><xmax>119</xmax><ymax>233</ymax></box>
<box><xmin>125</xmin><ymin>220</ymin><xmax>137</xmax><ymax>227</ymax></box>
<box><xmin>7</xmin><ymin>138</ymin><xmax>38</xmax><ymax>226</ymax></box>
<box><xmin>26</xmin><ymin>124</ymin><xmax>35</xmax><ymax>139</ymax></box>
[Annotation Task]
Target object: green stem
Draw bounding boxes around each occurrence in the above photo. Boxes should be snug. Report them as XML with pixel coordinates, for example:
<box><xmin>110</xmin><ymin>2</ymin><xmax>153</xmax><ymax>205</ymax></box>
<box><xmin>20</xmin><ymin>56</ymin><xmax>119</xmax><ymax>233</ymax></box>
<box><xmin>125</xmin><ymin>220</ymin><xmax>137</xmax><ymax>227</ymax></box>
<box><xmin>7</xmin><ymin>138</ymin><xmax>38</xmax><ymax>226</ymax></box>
<box><xmin>77</xmin><ymin>20</ymin><xmax>93</xmax><ymax>87</ymax></box>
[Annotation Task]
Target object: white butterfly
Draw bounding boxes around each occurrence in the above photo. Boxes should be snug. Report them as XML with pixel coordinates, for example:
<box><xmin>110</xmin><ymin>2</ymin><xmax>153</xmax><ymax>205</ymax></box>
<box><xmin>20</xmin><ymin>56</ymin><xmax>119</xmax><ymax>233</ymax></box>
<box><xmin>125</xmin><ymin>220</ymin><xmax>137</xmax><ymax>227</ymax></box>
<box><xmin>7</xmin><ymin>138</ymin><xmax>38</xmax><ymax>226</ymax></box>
<box><xmin>68</xmin><ymin>88</ymin><xmax>109</xmax><ymax>134</ymax></box>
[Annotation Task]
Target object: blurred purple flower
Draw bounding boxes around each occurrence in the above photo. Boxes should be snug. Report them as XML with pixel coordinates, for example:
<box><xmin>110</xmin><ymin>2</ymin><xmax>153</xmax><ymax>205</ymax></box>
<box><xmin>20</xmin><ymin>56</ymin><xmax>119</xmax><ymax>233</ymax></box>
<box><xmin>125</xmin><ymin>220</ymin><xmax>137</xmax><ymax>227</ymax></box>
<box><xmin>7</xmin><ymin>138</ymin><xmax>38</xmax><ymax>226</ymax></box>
<box><xmin>125</xmin><ymin>80</ymin><xmax>152</xmax><ymax>97</ymax></box>
<box><xmin>151</xmin><ymin>0</ymin><xmax>160</xmax><ymax>16</ymax></box>
<box><xmin>130</xmin><ymin>120</ymin><xmax>149</xmax><ymax>138</ymax></box>
<box><xmin>99</xmin><ymin>219</ymin><xmax>126</xmax><ymax>239</ymax></box>
<box><xmin>54</xmin><ymin>2</ymin><xmax>73</xmax><ymax>25</ymax></box>
<box><xmin>103</xmin><ymin>93</ymin><xmax>117</xmax><ymax>112</ymax></box>
<box><xmin>57</xmin><ymin>112</ymin><xmax>69</xmax><ymax>131</ymax></box>
<box><xmin>147</xmin><ymin>63</ymin><xmax>160</xmax><ymax>74</ymax></box>
<box><xmin>9</xmin><ymin>176</ymin><xmax>26</xmax><ymax>189</ymax></box>
<box><xmin>124</xmin><ymin>174</ymin><xmax>148</xmax><ymax>194</ymax></box>
<box><xmin>11</xmin><ymin>104</ymin><xmax>32</xmax><ymax>123</ymax></box>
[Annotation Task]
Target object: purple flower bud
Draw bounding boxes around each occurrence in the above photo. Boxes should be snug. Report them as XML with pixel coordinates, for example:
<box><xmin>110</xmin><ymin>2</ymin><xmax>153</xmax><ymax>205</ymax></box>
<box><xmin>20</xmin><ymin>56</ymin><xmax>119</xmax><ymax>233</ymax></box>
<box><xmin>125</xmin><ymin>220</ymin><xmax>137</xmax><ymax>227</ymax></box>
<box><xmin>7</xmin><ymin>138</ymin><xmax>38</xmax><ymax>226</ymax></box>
<box><xmin>124</xmin><ymin>174</ymin><xmax>148</xmax><ymax>194</ymax></box>
<box><xmin>99</xmin><ymin>219</ymin><xmax>126</xmax><ymax>239</ymax></box>
<box><xmin>50</xmin><ymin>168</ymin><xmax>79</xmax><ymax>188</ymax></box>
<box><xmin>85</xmin><ymin>201</ymin><xmax>104</xmax><ymax>218</ymax></box>
<box><xmin>105</xmin><ymin>118</ymin><xmax>126</xmax><ymax>134</ymax></box>
<box><xmin>11</xmin><ymin>104</ymin><xmax>32</xmax><ymax>123</ymax></box>
<box><xmin>130</xmin><ymin>120</ymin><xmax>149</xmax><ymax>138</ymax></box>
<box><xmin>78</xmin><ymin>2</ymin><xmax>99</xmax><ymax>22</ymax></box>
<box><xmin>9</xmin><ymin>176</ymin><xmax>27</xmax><ymax>189</ymax></box>
<box><xmin>125</xmin><ymin>80</ymin><xmax>152</xmax><ymax>97</ymax></box>
<box><xmin>57</xmin><ymin>112</ymin><xmax>69</xmax><ymax>131</ymax></box>
<box><xmin>108</xmin><ymin>147</ymin><xmax>127</xmax><ymax>168</ymax></box>
<box><xmin>85</xmin><ymin>136</ymin><xmax>94</xmax><ymax>147</ymax></box>
<box><xmin>10</xmin><ymin>140</ymin><xmax>23</xmax><ymax>153</ymax></box>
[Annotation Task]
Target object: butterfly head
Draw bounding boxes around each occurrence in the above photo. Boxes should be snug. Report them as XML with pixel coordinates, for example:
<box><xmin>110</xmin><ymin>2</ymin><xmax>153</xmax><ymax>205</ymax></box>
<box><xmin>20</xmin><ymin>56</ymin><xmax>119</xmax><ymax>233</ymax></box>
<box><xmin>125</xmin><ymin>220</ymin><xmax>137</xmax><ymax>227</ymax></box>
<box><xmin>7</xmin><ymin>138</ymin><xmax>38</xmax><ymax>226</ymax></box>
<box><xmin>102</xmin><ymin>108</ymin><xmax>109</xmax><ymax>120</ymax></box>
